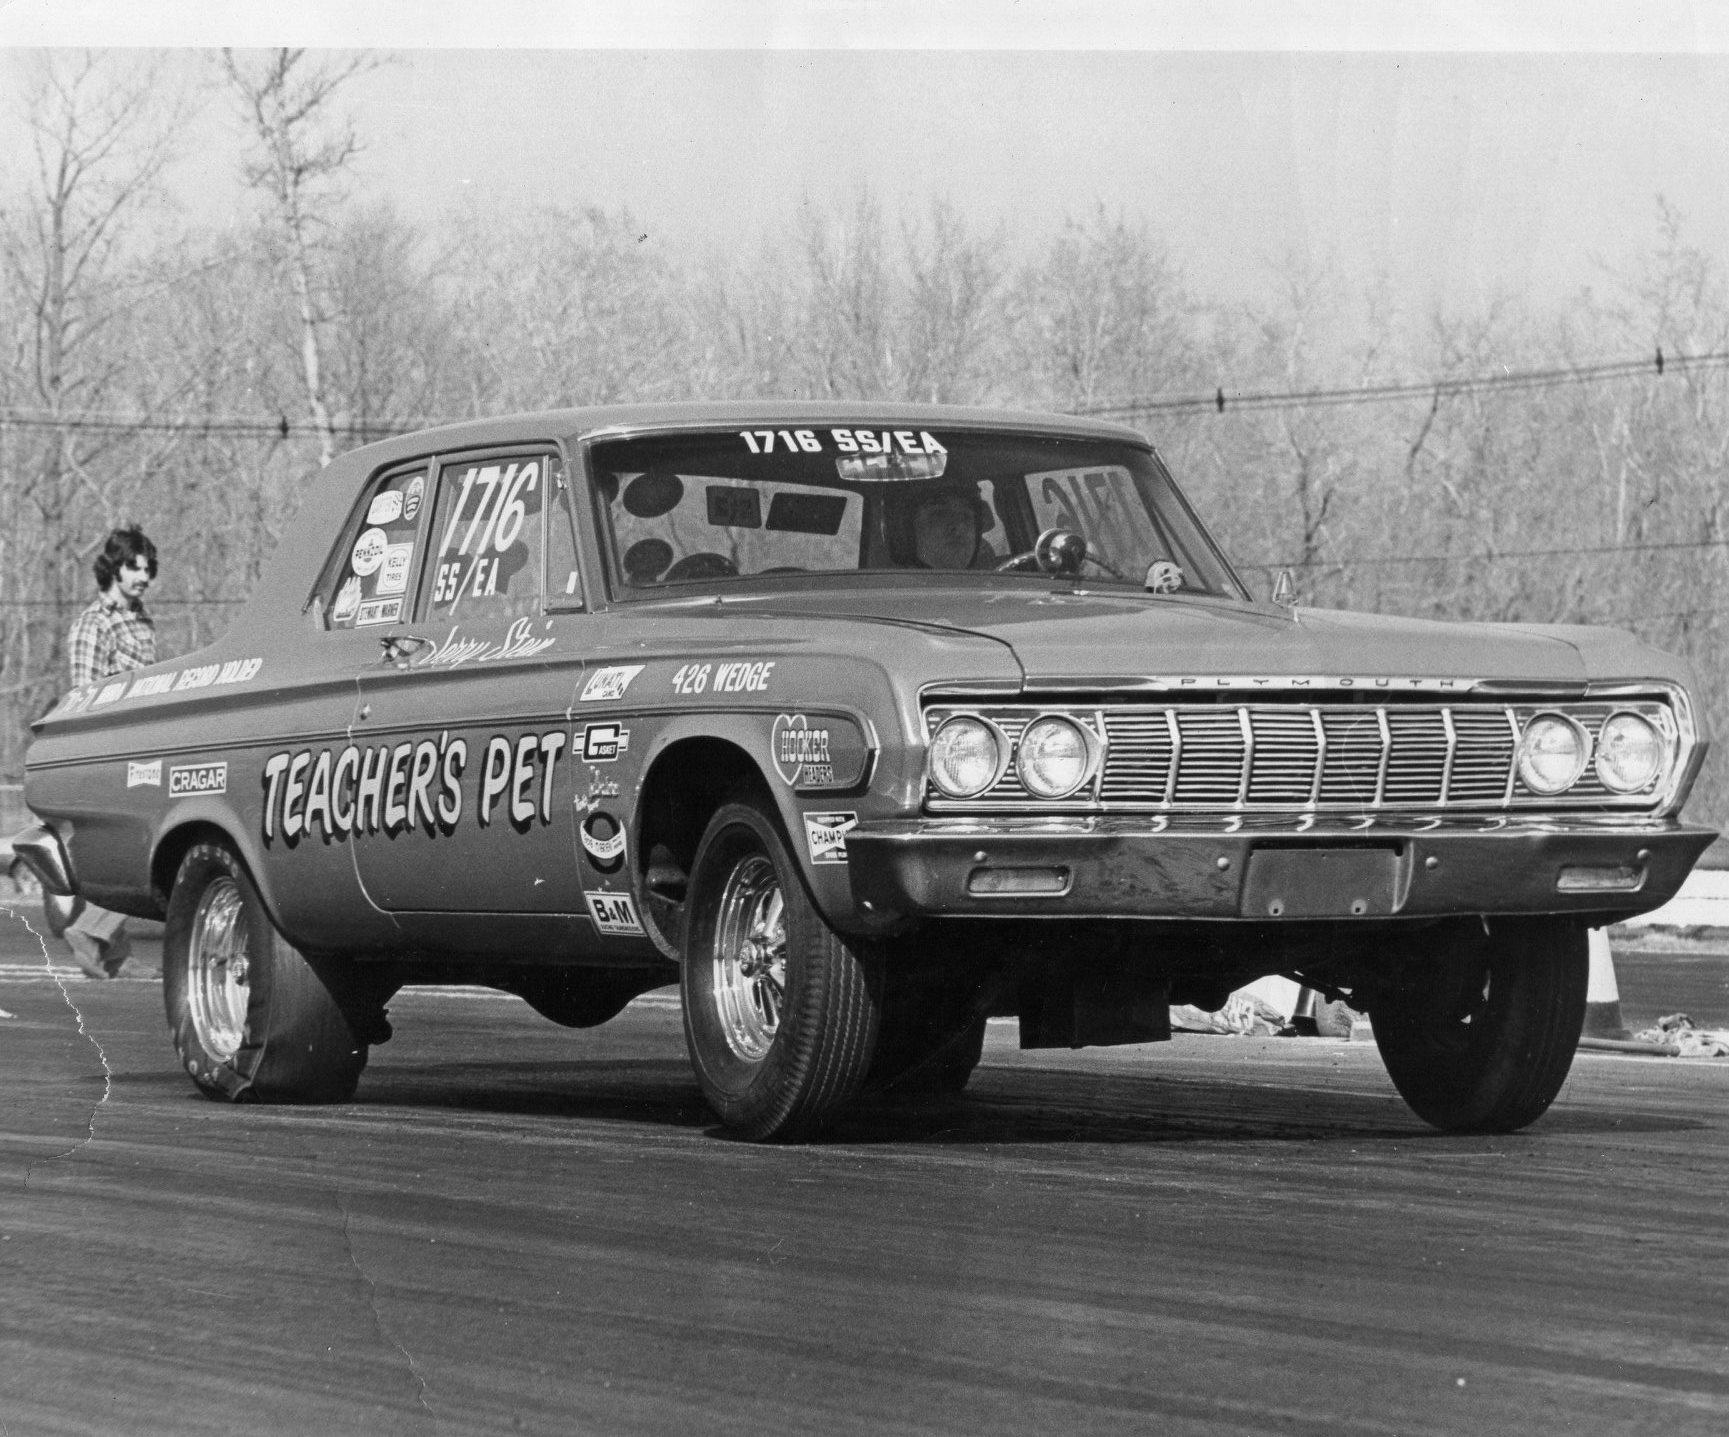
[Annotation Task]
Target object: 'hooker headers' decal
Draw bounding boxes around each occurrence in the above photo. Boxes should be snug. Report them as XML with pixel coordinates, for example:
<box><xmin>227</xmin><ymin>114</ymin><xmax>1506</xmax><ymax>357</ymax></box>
<box><xmin>260</xmin><ymin>729</ymin><xmax>567</xmax><ymax>843</ymax></box>
<box><xmin>769</xmin><ymin>712</ymin><xmax>871</xmax><ymax>791</ymax></box>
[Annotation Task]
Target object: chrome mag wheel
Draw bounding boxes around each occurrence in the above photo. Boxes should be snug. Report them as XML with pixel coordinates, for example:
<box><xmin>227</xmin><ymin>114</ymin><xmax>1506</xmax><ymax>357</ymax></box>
<box><xmin>709</xmin><ymin>853</ymin><xmax>787</xmax><ymax>1061</ymax></box>
<box><xmin>186</xmin><ymin>876</ymin><xmax>250</xmax><ymax>1062</ymax></box>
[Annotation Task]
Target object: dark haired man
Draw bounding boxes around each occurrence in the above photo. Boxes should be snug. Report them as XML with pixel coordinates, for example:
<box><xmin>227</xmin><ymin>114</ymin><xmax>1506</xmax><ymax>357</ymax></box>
<box><xmin>69</xmin><ymin>525</ymin><xmax>157</xmax><ymax>688</ymax></box>
<box><xmin>62</xmin><ymin>525</ymin><xmax>159</xmax><ymax>977</ymax></box>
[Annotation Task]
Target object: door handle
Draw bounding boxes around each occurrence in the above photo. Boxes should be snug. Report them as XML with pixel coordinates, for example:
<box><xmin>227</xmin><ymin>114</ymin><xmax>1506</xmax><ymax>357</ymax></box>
<box><xmin>379</xmin><ymin>633</ymin><xmax>432</xmax><ymax>666</ymax></box>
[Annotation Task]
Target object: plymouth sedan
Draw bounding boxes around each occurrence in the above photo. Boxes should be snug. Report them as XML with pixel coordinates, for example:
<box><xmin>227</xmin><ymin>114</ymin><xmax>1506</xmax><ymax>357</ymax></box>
<box><xmin>14</xmin><ymin>403</ymin><xmax>1715</xmax><ymax>1138</ymax></box>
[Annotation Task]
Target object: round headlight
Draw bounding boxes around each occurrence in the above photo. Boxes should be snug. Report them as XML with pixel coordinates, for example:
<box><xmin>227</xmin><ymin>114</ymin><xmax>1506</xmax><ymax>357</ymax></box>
<box><xmin>1015</xmin><ymin>716</ymin><xmax>1092</xmax><ymax>799</ymax></box>
<box><xmin>928</xmin><ymin>716</ymin><xmax>1003</xmax><ymax>799</ymax></box>
<box><xmin>1517</xmin><ymin>714</ymin><xmax>1589</xmax><ymax>796</ymax></box>
<box><xmin>1595</xmin><ymin>711</ymin><xmax>1664</xmax><ymax>794</ymax></box>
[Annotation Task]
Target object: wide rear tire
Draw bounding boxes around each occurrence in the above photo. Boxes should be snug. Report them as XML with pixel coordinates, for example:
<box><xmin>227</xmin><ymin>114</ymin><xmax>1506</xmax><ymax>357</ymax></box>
<box><xmin>681</xmin><ymin>800</ymin><xmax>881</xmax><ymax>1140</ymax></box>
<box><xmin>1369</xmin><ymin>917</ymin><xmax>1587</xmax><ymax>1133</ymax></box>
<box><xmin>163</xmin><ymin>842</ymin><xmax>369</xmax><ymax>1103</ymax></box>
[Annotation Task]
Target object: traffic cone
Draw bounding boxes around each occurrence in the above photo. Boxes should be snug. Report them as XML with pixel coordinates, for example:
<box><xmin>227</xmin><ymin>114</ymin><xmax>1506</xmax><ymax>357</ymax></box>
<box><xmin>1580</xmin><ymin>927</ymin><xmax>1632</xmax><ymax>1041</ymax></box>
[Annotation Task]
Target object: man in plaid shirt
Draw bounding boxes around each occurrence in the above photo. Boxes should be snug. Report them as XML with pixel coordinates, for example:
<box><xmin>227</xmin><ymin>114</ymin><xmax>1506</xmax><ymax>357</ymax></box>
<box><xmin>62</xmin><ymin>526</ymin><xmax>158</xmax><ymax>977</ymax></box>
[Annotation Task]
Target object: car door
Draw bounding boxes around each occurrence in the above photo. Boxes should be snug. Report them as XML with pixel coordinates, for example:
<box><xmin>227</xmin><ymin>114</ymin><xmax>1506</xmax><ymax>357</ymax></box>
<box><xmin>350</xmin><ymin>444</ymin><xmax>590</xmax><ymax>915</ymax></box>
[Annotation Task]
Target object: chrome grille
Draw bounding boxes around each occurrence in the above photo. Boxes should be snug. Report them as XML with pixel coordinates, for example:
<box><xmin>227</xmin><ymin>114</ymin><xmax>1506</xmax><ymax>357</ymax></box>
<box><xmin>926</xmin><ymin>699</ymin><xmax>1676</xmax><ymax>812</ymax></box>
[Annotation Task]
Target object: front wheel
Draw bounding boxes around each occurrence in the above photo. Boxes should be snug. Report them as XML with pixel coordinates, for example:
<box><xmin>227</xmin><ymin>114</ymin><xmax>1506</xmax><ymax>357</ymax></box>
<box><xmin>1369</xmin><ymin>918</ymin><xmax>1587</xmax><ymax>1133</ymax></box>
<box><xmin>163</xmin><ymin>842</ymin><xmax>370</xmax><ymax>1103</ymax></box>
<box><xmin>681</xmin><ymin>800</ymin><xmax>881</xmax><ymax>1140</ymax></box>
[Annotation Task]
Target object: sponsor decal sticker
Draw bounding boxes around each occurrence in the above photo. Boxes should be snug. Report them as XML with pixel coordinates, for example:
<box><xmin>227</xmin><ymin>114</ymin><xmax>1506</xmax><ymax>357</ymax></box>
<box><xmin>586</xmin><ymin>891</ymin><xmax>644</xmax><ymax>935</ymax></box>
<box><xmin>127</xmin><ymin>760</ymin><xmax>162</xmax><ymax>788</ymax></box>
<box><xmin>351</xmin><ymin>527</ymin><xmax>389</xmax><ymax>576</ymax></box>
<box><xmin>94</xmin><ymin>680</ymin><xmax>128</xmax><ymax>705</ymax></box>
<box><xmin>580</xmin><ymin>664</ymin><xmax>644</xmax><ymax>702</ymax></box>
<box><xmin>367</xmin><ymin>489</ymin><xmax>404</xmax><ymax>525</ymax></box>
<box><xmin>356</xmin><ymin>597</ymin><xmax>402</xmax><ymax>627</ymax></box>
<box><xmin>1144</xmin><ymin>559</ymin><xmax>1184</xmax><ymax>594</ymax></box>
<box><xmin>375</xmin><ymin>543</ymin><xmax>415</xmax><ymax>595</ymax></box>
<box><xmin>580</xmin><ymin>812</ymin><xmax>627</xmax><ymax>873</ymax></box>
<box><xmin>402</xmin><ymin>474</ymin><xmax>425</xmax><ymax>522</ymax></box>
<box><xmin>771</xmin><ymin>713</ymin><xmax>834</xmax><ymax>786</ymax></box>
<box><xmin>332</xmin><ymin>575</ymin><xmax>362</xmax><ymax>622</ymax></box>
<box><xmin>580</xmin><ymin>722</ymin><xmax>629</xmax><ymax>762</ymax></box>
<box><xmin>803</xmin><ymin>811</ymin><xmax>857</xmax><ymax>865</ymax></box>
<box><xmin>169</xmin><ymin>763</ymin><xmax>228</xmax><ymax>797</ymax></box>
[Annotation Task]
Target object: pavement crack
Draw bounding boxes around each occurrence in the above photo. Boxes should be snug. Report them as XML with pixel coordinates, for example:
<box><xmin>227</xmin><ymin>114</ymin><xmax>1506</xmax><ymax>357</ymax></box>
<box><xmin>6</xmin><ymin>904</ymin><xmax>113</xmax><ymax>1189</ymax></box>
<box><xmin>336</xmin><ymin>1191</ymin><xmax>436</xmax><ymax>1419</ymax></box>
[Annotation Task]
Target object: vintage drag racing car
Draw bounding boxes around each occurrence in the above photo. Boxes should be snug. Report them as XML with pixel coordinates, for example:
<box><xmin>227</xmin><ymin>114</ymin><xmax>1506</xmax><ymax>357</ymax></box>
<box><xmin>14</xmin><ymin>403</ymin><xmax>1716</xmax><ymax>1139</ymax></box>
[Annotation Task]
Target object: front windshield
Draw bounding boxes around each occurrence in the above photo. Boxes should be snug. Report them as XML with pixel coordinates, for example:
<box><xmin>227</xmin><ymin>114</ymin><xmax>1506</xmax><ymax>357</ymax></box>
<box><xmin>589</xmin><ymin>425</ymin><xmax>1244</xmax><ymax>599</ymax></box>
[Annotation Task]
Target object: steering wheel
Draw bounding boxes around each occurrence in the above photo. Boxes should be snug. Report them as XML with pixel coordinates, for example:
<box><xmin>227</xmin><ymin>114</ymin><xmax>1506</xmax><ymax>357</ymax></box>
<box><xmin>997</xmin><ymin>527</ymin><xmax>1090</xmax><ymax>576</ymax></box>
<box><xmin>662</xmin><ymin>551</ymin><xmax>739</xmax><ymax>583</ymax></box>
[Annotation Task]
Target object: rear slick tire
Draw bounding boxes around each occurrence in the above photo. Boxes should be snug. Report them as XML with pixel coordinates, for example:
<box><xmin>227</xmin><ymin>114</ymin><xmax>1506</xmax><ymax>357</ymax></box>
<box><xmin>681</xmin><ymin>800</ymin><xmax>881</xmax><ymax>1141</ymax></box>
<box><xmin>1370</xmin><ymin>917</ymin><xmax>1587</xmax><ymax>1134</ymax></box>
<box><xmin>163</xmin><ymin>842</ymin><xmax>368</xmax><ymax>1103</ymax></box>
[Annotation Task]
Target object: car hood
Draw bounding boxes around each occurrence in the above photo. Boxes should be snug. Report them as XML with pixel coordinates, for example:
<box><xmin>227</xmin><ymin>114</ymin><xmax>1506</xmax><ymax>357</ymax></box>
<box><xmin>722</xmin><ymin>585</ymin><xmax>1684</xmax><ymax>691</ymax></box>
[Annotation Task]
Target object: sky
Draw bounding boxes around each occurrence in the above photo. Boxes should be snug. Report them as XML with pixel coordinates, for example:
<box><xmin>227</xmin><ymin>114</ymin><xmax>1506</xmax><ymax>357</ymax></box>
<box><xmin>5</xmin><ymin>3</ymin><xmax>1729</xmax><ymax>351</ymax></box>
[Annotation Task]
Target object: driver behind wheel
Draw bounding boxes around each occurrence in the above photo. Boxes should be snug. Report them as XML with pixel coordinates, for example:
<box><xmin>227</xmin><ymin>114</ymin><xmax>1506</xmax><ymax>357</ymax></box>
<box><xmin>887</xmin><ymin>487</ymin><xmax>997</xmax><ymax>570</ymax></box>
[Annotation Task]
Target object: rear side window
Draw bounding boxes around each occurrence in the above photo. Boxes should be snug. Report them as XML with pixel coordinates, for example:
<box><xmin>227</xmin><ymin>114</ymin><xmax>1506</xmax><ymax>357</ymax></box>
<box><xmin>420</xmin><ymin>452</ymin><xmax>549</xmax><ymax>625</ymax></box>
<box><xmin>319</xmin><ymin>466</ymin><xmax>430</xmax><ymax>629</ymax></box>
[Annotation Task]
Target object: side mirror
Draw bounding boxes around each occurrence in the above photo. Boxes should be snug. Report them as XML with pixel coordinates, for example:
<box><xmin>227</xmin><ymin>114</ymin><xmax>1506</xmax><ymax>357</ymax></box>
<box><xmin>1271</xmin><ymin>568</ymin><xmax>1297</xmax><ymax>609</ymax></box>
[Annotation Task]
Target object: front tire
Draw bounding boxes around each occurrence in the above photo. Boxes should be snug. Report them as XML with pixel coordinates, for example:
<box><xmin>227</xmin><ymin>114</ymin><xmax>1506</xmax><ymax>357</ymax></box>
<box><xmin>163</xmin><ymin>842</ymin><xmax>369</xmax><ymax>1103</ymax></box>
<box><xmin>681</xmin><ymin>800</ymin><xmax>881</xmax><ymax>1140</ymax></box>
<box><xmin>1369</xmin><ymin>918</ymin><xmax>1587</xmax><ymax>1133</ymax></box>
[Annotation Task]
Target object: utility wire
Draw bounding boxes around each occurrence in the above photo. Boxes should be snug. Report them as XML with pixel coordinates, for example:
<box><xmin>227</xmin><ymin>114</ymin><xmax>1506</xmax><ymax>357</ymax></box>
<box><xmin>1078</xmin><ymin>345</ymin><xmax>1729</xmax><ymax>418</ymax></box>
<box><xmin>0</xmin><ymin>345</ymin><xmax>1723</xmax><ymax>435</ymax></box>
<box><xmin>1238</xmin><ymin>533</ymin><xmax>1729</xmax><ymax>572</ymax></box>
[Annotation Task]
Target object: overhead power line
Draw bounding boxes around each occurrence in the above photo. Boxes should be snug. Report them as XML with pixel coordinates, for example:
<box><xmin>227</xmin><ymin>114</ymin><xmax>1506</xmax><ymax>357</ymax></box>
<box><xmin>1239</xmin><ymin>533</ymin><xmax>1729</xmax><ymax>572</ymax></box>
<box><xmin>1077</xmin><ymin>346</ymin><xmax>1729</xmax><ymax>419</ymax></box>
<box><xmin>0</xmin><ymin>345</ymin><xmax>1724</xmax><ymax>437</ymax></box>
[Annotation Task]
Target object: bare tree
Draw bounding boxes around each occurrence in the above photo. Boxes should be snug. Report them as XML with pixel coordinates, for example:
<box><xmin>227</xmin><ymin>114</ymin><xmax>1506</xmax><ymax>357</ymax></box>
<box><xmin>220</xmin><ymin>48</ymin><xmax>377</xmax><ymax>467</ymax></box>
<box><xmin>0</xmin><ymin>51</ymin><xmax>184</xmax><ymax>766</ymax></box>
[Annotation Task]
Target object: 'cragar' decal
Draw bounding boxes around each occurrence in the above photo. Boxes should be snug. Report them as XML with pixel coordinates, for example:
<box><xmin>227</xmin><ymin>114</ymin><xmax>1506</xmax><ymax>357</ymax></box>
<box><xmin>170</xmin><ymin>763</ymin><xmax>227</xmax><ymax>797</ymax></box>
<box><xmin>127</xmin><ymin>760</ymin><xmax>161</xmax><ymax>787</ymax></box>
<box><xmin>586</xmin><ymin>891</ymin><xmax>643</xmax><ymax>935</ymax></box>
<box><xmin>580</xmin><ymin>813</ymin><xmax>626</xmax><ymax>873</ymax></box>
<box><xmin>803</xmin><ymin>812</ymin><xmax>857</xmax><ymax>865</ymax></box>
<box><xmin>580</xmin><ymin>722</ymin><xmax>629</xmax><ymax>762</ymax></box>
<box><xmin>581</xmin><ymin>665</ymin><xmax>644</xmax><ymax>702</ymax></box>
<box><xmin>670</xmin><ymin>660</ymin><xmax>774</xmax><ymax>696</ymax></box>
<box><xmin>771</xmin><ymin>714</ymin><xmax>832</xmax><ymax>786</ymax></box>
<box><xmin>260</xmin><ymin>728</ymin><xmax>568</xmax><ymax>844</ymax></box>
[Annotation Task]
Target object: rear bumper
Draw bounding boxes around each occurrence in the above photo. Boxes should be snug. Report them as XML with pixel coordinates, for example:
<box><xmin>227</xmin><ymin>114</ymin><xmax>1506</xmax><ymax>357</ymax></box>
<box><xmin>845</xmin><ymin>813</ymin><xmax>1716</xmax><ymax>923</ymax></box>
<box><xmin>8</xmin><ymin>821</ymin><xmax>77</xmax><ymax>896</ymax></box>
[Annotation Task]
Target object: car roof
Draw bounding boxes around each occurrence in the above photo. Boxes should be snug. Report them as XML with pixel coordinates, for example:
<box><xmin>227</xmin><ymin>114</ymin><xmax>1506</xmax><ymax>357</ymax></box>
<box><xmin>244</xmin><ymin>402</ymin><xmax>1156</xmax><ymax>631</ymax></box>
<box><xmin>335</xmin><ymin>401</ymin><xmax>1150</xmax><ymax>470</ymax></box>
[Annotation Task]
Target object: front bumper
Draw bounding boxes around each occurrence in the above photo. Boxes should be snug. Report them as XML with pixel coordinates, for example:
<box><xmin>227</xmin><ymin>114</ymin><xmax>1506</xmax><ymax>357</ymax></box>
<box><xmin>845</xmin><ymin>813</ymin><xmax>1716</xmax><ymax>923</ymax></box>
